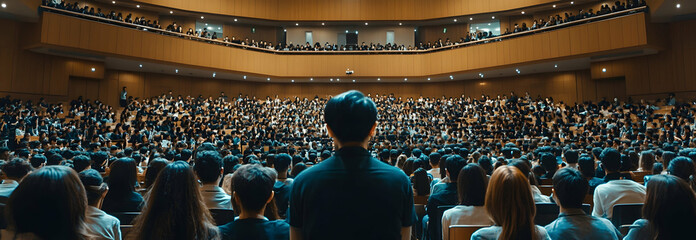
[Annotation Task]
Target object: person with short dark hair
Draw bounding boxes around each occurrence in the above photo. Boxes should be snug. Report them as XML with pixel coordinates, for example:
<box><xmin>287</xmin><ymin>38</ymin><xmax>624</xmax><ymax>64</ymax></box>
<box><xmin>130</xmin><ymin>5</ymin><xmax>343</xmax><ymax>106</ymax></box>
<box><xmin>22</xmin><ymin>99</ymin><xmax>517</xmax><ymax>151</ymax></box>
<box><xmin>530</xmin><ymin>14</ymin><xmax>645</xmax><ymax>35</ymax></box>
<box><xmin>102</xmin><ymin>158</ymin><xmax>144</xmax><ymax>213</ymax></box>
<box><xmin>592</xmin><ymin>148</ymin><xmax>645</xmax><ymax>218</ymax></box>
<box><xmin>219</xmin><ymin>164</ymin><xmax>289</xmax><ymax>240</ymax></box>
<box><xmin>29</xmin><ymin>154</ymin><xmax>46</xmax><ymax>169</ymax></box>
<box><xmin>564</xmin><ymin>150</ymin><xmax>579</xmax><ymax>169</ymax></box>
<box><xmin>540</xmin><ymin>153</ymin><xmax>558</xmax><ymax>179</ymax></box>
<box><xmin>667</xmin><ymin>156</ymin><xmax>696</xmax><ymax>189</ymax></box>
<box><xmin>578</xmin><ymin>156</ymin><xmax>603</xmax><ymax>194</ymax></box>
<box><xmin>288</xmin><ymin>90</ymin><xmax>415</xmax><ymax>240</ymax></box>
<box><xmin>144</xmin><ymin>158</ymin><xmax>168</xmax><ymax>189</ymax></box>
<box><xmin>428</xmin><ymin>152</ymin><xmax>442</xmax><ymax>179</ymax></box>
<box><xmin>426</xmin><ymin>155</ymin><xmax>467</xmax><ymax>240</ymax></box>
<box><xmin>79</xmin><ymin>169</ymin><xmax>121</xmax><ymax>240</ymax></box>
<box><xmin>0</xmin><ymin>158</ymin><xmax>33</xmax><ymax>199</ymax></box>
<box><xmin>624</xmin><ymin>175</ymin><xmax>696</xmax><ymax>240</ymax></box>
<box><xmin>194</xmin><ymin>150</ymin><xmax>232</xmax><ymax>209</ymax></box>
<box><xmin>441</xmin><ymin>163</ymin><xmax>493</xmax><ymax>240</ymax></box>
<box><xmin>72</xmin><ymin>154</ymin><xmax>92</xmax><ymax>173</ymax></box>
<box><xmin>544</xmin><ymin>168</ymin><xmax>621</xmax><ymax>240</ymax></box>
<box><xmin>1</xmin><ymin>166</ymin><xmax>90</xmax><ymax>239</ymax></box>
<box><xmin>411</xmin><ymin>168</ymin><xmax>431</xmax><ymax>196</ymax></box>
<box><xmin>273</xmin><ymin>153</ymin><xmax>293</xmax><ymax>219</ymax></box>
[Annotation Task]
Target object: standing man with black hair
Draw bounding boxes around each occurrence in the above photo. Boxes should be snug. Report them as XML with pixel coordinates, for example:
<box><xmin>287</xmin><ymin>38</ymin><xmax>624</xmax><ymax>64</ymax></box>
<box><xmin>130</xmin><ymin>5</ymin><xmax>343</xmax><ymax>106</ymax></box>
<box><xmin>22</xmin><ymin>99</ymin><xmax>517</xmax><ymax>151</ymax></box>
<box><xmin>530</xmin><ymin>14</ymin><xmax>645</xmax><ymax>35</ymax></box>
<box><xmin>288</xmin><ymin>90</ymin><xmax>416</xmax><ymax>240</ymax></box>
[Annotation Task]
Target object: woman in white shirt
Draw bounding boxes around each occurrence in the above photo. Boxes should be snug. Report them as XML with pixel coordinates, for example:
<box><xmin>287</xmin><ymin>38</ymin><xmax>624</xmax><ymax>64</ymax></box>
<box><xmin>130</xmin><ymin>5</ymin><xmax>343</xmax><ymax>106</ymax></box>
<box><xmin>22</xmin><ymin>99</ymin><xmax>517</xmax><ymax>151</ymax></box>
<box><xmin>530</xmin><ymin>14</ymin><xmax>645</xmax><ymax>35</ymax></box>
<box><xmin>441</xmin><ymin>163</ymin><xmax>494</xmax><ymax>240</ymax></box>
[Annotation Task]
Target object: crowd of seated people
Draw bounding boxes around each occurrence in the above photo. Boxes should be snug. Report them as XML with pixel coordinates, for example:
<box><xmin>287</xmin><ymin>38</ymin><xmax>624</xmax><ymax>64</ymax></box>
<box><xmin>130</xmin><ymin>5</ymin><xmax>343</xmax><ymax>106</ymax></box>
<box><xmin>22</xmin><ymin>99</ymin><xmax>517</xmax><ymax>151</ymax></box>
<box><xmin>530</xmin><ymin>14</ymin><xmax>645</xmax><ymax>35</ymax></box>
<box><xmin>0</xmin><ymin>88</ymin><xmax>694</xmax><ymax>239</ymax></box>
<box><xmin>41</xmin><ymin>0</ymin><xmax>647</xmax><ymax>52</ymax></box>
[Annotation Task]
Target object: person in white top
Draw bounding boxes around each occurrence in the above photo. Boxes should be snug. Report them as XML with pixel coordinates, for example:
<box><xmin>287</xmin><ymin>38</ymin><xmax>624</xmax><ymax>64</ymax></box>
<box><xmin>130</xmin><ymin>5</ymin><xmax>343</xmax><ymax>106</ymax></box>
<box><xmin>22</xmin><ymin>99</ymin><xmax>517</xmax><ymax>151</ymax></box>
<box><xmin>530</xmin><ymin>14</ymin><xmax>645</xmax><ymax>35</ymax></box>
<box><xmin>427</xmin><ymin>152</ymin><xmax>442</xmax><ymax>179</ymax></box>
<box><xmin>592</xmin><ymin>148</ymin><xmax>646</xmax><ymax>219</ymax></box>
<box><xmin>195</xmin><ymin>150</ymin><xmax>232</xmax><ymax>209</ymax></box>
<box><xmin>0</xmin><ymin>158</ymin><xmax>33</xmax><ymax>200</ymax></box>
<box><xmin>441</xmin><ymin>164</ymin><xmax>494</xmax><ymax>240</ymax></box>
<box><xmin>471</xmin><ymin>166</ymin><xmax>551</xmax><ymax>240</ymax></box>
<box><xmin>79</xmin><ymin>169</ymin><xmax>122</xmax><ymax>240</ymax></box>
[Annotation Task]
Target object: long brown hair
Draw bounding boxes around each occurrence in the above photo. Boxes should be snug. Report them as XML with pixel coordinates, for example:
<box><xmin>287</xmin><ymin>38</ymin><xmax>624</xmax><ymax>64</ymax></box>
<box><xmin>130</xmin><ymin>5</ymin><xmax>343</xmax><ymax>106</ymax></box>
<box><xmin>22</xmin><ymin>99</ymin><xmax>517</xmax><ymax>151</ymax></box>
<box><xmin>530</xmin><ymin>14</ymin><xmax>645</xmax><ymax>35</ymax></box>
<box><xmin>6</xmin><ymin>166</ymin><xmax>91</xmax><ymax>240</ymax></box>
<box><xmin>485</xmin><ymin>166</ymin><xmax>539</xmax><ymax>240</ymax></box>
<box><xmin>132</xmin><ymin>161</ymin><xmax>219</xmax><ymax>240</ymax></box>
<box><xmin>643</xmin><ymin>175</ymin><xmax>696</xmax><ymax>239</ymax></box>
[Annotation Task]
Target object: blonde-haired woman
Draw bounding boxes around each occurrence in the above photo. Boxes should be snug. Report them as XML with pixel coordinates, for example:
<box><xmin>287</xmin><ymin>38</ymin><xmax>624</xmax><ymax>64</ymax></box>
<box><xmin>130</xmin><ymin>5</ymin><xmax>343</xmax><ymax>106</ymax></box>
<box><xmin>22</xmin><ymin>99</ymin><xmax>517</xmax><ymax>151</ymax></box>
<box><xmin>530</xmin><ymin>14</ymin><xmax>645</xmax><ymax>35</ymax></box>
<box><xmin>471</xmin><ymin>166</ymin><xmax>551</xmax><ymax>240</ymax></box>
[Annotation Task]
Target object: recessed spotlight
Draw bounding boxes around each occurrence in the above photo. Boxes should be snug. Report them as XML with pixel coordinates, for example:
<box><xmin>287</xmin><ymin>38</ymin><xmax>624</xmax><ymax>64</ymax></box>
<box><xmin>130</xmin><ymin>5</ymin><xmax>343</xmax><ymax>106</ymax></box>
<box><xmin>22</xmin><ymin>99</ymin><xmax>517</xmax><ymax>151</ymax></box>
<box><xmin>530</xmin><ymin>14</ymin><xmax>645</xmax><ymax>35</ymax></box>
<box><xmin>234</xmin><ymin>19</ymin><xmax>238</xmax><ymax>22</ymax></box>
<box><xmin>488</xmin><ymin>23</ymin><xmax>491</xmax><ymax>26</ymax></box>
<box><xmin>267</xmin><ymin>78</ymin><xmax>271</xmax><ymax>81</ymax></box>
<box><xmin>602</xmin><ymin>68</ymin><xmax>607</xmax><ymax>72</ymax></box>
<box><xmin>365</xmin><ymin>22</ymin><xmax>368</xmax><ymax>25</ymax></box>
<box><xmin>521</xmin><ymin>11</ymin><xmax>525</xmax><ymax>14</ymax></box>
<box><xmin>377</xmin><ymin>78</ymin><xmax>381</xmax><ymax>81</ymax></box>
<box><xmin>1</xmin><ymin>3</ymin><xmax>7</xmax><ymax>8</ymax></box>
<box><xmin>330</xmin><ymin>78</ymin><xmax>334</xmax><ymax>82</ymax></box>
<box><xmin>570</xmin><ymin>1</ymin><xmax>574</xmax><ymax>4</ymax></box>
<box><xmin>352</xmin><ymin>79</ymin><xmax>356</xmax><ymax>82</ymax></box>
<box><xmin>91</xmin><ymin>67</ymin><xmax>96</xmax><ymax>72</ymax></box>
<box><xmin>139</xmin><ymin>64</ymin><xmax>143</xmax><ymax>68</ymax></box>
<box><xmin>205</xmin><ymin>23</ymin><xmax>208</xmax><ymax>26</ymax></box>
<box><xmin>295</xmin><ymin>23</ymin><xmax>299</xmax><ymax>26</ymax></box>
<box><xmin>345</xmin><ymin>30</ymin><xmax>349</xmax><ymax>33</ymax></box>
<box><xmin>169</xmin><ymin>10</ymin><xmax>173</xmax><ymax>14</ymax></box>
<box><xmin>469</xmin><ymin>17</ymin><xmax>473</xmax><ymax>21</ymax></box>
<box><xmin>676</xmin><ymin>3</ymin><xmax>681</xmax><ymax>8</ymax></box>
<box><xmin>175</xmin><ymin>69</ymin><xmax>179</xmax><ymax>73</ymax></box>
<box><xmin>449</xmin><ymin>75</ymin><xmax>454</xmax><ymax>79</ymax></box>
<box><xmin>404</xmin><ymin>78</ymin><xmax>408</xmax><ymax>81</ymax></box>
<box><xmin>243</xmin><ymin>75</ymin><xmax>247</xmax><ymax>79</ymax></box>
<box><xmin>111</xmin><ymin>1</ymin><xmax>115</xmax><ymax>4</ymax></box>
<box><xmin>516</xmin><ymin>69</ymin><xmax>521</xmax><ymax>74</ymax></box>
<box><xmin>399</xmin><ymin>23</ymin><xmax>402</xmax><ymax>26</ymax></box>
<box><xmin>291</xmin><ymin>80</ymin><xmax>295</xmax><ymax>83</ymax></box>
<box><xmin>554</xmin><ymin>64</ymin><xmax>558</xmax><ymax>68</ymax></box>
<box><xmin>479</xmin><ymin>73</ymin><xmax>484</xmax><ymax>78</ymax></box>
<box><xmin>427</xmin><ymin>78</ymin><xmax>431</xmax><ymax>81</ymax></box>
<box><xmin>553</xmin><ymin>4</ymin><xmax>556</xmax><ymax>8</ymax></box>
<box><xmin>321</xmin><ymin>23</ymin><xmax>325</xmax><ymax>25</ymax></box>
<box><xmin>136</xmin><ymin>5</ymin><xmax>140</xmax><ymax>8</ymax></box>
<box><xmin>284</xmin><ymin>29</ymin><xmax>287</xmax><ymax>32</ymax></box>
<box><xmin>310</xmin><ymin>78</ymin><xmax>313</xmax><ymax>81</ymax></box>
<box><xmin>355</xmin><ymin>31</ymin><xmax>358</xmax><ymax>34</ymax></box>
<box><xmin>414</xmin><ymin>29</ymin><xmax>417</xmax><ymax>32</ymax></box>
<box><xmin>491</xmin><ymin>16</ymin><xmax>495</xmax><ymax>19</ymax></box>
<box><xmin>337</xmin><ymin>78</ymin><xmax>340</xmax><ymax>82</ymax></box>
<box><xmin>201</xmin><ymin>16</ymin><xmax>204</xmax><ymax>19</ymax></box>
<box><xmin>454</xmin><ymin>19</ymin><xmax>457</xmax><ymax>22</ymax></box>
<box><xmin>212</xmin><ymin>72</ymin><xmax>216</xmax><ymax>77</ymax></box>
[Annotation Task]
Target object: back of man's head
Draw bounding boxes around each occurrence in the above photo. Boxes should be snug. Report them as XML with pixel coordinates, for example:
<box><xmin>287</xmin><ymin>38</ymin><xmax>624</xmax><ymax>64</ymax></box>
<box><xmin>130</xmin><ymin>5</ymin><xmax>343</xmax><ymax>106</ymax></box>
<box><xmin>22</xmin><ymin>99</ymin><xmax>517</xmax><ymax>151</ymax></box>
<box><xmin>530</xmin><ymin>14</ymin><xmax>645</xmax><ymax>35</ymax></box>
<box><xmin>79</xmin><ymin>169</ymin><xmax>106</xmax><ymax>205</ymax></box>
<box><xmin>540</xmin><ymin>153</ymin><xmax>558</xmax><ymax>173</ymax></box>
<box><xmin>72</xmin><ymin>155</ymin><xmax>91</xmax><ymax>172</ymax></box>
<box><xmin>324</xmin><ymin>90</ymin><xmax>377</xmax><ymax>143</ymax></box>
<box><xmin>2</xmin><ymin>158</ymin><xmax>32</xmax><ymax>180</ymax></box>
<box><xmin>29</xmin><ymin>154</ymin><xmax>47</xmax><ymax>168</ymax></box>
<box><xmin>565</xmin><ymin>150</ymin><xmax>579</xmax><ymax>164</ymax></box>
<box><xmin>194</xmin><ymin>150</ymin><xmax>223</xmax><ymax>183</ymax></box>
<box><xmin>274</xmin><ymin>153</ymin><xmax>292</xmax><ymax>173</ymax></box>
<box><xmin>552</xmin><ymin>168</ymin><xmax>588</xmax><ymax>209</ymax></box>
<box><xmin>429</xmin><ymin>152</ymin><xmax>441</xmax><ymax>167</ymax></box>
<box><xmin>232</xmin><ymin>164</ymin><xmax>277</xmax><ymax>212</ymax></box>
<box><xmin>600</xmin><ymin>148</ymin><xmax>621</xmax><ymax>172</ymax></box>
<box><xmin>577</xmin><ymin>156</ymin><xmax>596</xmax><ymax>178</ymax></box>
<box><xmin>446</xmin><ymin>155</ymin><xmax>467</xmax><ymax>181</ymax></box>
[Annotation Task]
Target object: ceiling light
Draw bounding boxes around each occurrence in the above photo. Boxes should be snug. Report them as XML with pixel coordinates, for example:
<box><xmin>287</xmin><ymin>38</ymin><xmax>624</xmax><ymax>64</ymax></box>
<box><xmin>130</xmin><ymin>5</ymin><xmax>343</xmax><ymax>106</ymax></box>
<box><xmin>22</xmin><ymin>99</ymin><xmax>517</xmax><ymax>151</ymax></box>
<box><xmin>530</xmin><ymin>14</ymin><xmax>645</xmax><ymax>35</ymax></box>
<box><xmin>175</xmin><ymin>69</ymin><xmax>179</xmax><ymax>73</ymax></box>
<box><xmin>427</xmin><ymin>78</ymin><xmax>431</xmax><ymax>81</ymax></box>
<box><xmin>310</xmin><ymin>78</ymin><xmax>313</xmax><ymax>81</ymax></box>
<box><xmin>521</xmin><ymin>11</ymin><xmax>525</xmax><ymax>14</ymax></box>
<box><xmin>234</xmin><ymin>19</ymin><xmax>238</xmax><ymax>22</ymax></box>
<box><xmin>377</xmin><ymin>78</ymin><xmax>381</xmax><ymax>81</ymax></box>
<box><xmin>553</xmin><ymin>4</ymin><xmax>556</xmax><ymax>8</ymax></box>
<box><xmin>454</xmin><ymin>19</ymin><xmax>457</xmax><ymax>22</ymax></box>
<box><xmin>291</xmin><ymin>80</ymin><xmax>295</xmax><ymax>83</ymax></box>
<box><xmin>330</xmin><ymin>78</ymin><xmax>334</xmax><ymax>82</ymax></box>
<box><xmin>570</xmin><ymin>1</ymin><xmax>574</xmax><ymax>4</ymax></box>
<box><xmin>355</xmin><ymin>31</ymin><xmax>358</xmax><ymax>34</ymax></box>
<box><xmin>404</xmin><ymin>78</ymin><xmax>408</xmax><ymax>81</ymax></box>
<box><xmin>205</xmin><ymin>23</ymin><xmax>208</xmax><ymax>26</ymax></box>
<box><xmin>169</xmin><ymin>11</ymin><xmax>173</xmax><ymax>14</ymax></box>
<box><xmin>516</xmin><ymin>69</ymin><xmax>521</xmax><ymax>74</ymax></box>
<box><xmin>449</xmin><ymin>75</ymin><xmax>454</xmax><ymax>79</ymax></box>
<box><xmin>399</xmin><ymin>23</ymin><xmax>402</xmax><ymax>25</ymax></box>
<box><xmin>322</xmin><ymin>23</ymin><xmax>325</xmax><ymax>25</ymax></box>
<box><xmin>554</xmin><ymin>64</ymin><xmax>558</xmax><ymax>68</ymax></box>
<box><xmin>91</xmin><ymin>67</ymin><xmax>96</xmax><ymax>72</ymax></box>
<box><xmin>352</xmin><ymin>79</ymin><xmax>356</xmax><ymax>82</ymax></box>
<box><xmin>295</xmin><ymin>23</ymin><xmax>299</xmax><ymax>26</ymax></box>
<box><xmin>469</xmin><ymin>17</ymin><xmax>473</xmax><ymax>21</ymax></box>
<box><xmin>602</xmin><ymin>68</ymin><xmax>607</xmax><ymax>72</ymax></box>
<box><xmin>136</xmin><ymin>5</ymin><xmax>140</xmax><ymax>8</ymax></box>
<box><xmin>337</xmin><ymin>78</ymin><xmax>340</xmax><ymax>82</ymax></box>
<box><xmin>284</xmin><ymin>29</ymin><xmax>287</xmax><ymax>32</ymax></box>
<box><xmin>1</xmin><ymin>3</ymin><xmax>7</xmax><ymax>8</ymax></box>
<box><xmin>345</xmin><ymin>30</ymin><xmax>349</xmax><ymax>33</ymax></box>
<box><xmin>676</xmin><ymin>3</ymin><xmax>681</xmax><ymax>8</ymax></box>
<box><xmin>414</xmin><ymin>29</ymin><xmax>417</xmax><ymax>32</ymax></box>
<box><xmin>218</xmin><ymin>27</ymin><xmax>221</xmax><ymax>30</ymax></box>
<box><xmin>243</xmin><ymin>75</ymin><xmax>247</xmax><ymax>79</ymax></box>
<box><xmin>201</xmin><ymin>16</ymin><xmax>204</xmax><ymax>19</ymax></box>
<box><xmin>111</xmin><ymin>1</ymin><xmax>115</xmax><ymax>4</ymax></box>
<box><xmin>139</xmin><ymin>64</ymin><xmax>143</xmax><ymax>68</ymax></box>
<box><xmin>212</xmin><ymin>72</ymin><xmax>216</xmax><ymax>77</ymax></box>
<box><xmin>267</xmin><ymin>78</ymin><xmax>270</xmax><ymax>81</ymax></box>
<box><xmin>491</xmin><ymin>16</ymin><xmax>495</xmax><ymax>19</ymax></box>
<box><xmin>365</xmin><ymin>22</ymin><xmax>368</xmax><ymax>25</ymax></box>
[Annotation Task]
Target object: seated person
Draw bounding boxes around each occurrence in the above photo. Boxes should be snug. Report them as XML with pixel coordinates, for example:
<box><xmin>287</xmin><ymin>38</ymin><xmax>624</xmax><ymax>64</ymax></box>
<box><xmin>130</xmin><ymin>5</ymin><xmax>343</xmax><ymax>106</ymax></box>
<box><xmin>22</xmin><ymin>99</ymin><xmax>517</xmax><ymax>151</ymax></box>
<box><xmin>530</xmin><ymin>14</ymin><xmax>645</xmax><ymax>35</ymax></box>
<box><xmin>195</xmin><ymin>150</ymin><xmax>232</xmax><ymax>209</ymax></box>
<box><xmin>102</xmin><ymin>158</ymin><xmax>144</xmax><ymax>213</ymax></box>
<box><xmin>578</xmin><ymin>156</ymin><xmax>604</xmax><ymax>194</ymax></box>
<box><xmin>0</xmin><ymin>158</ymin><xmax>33</xmax><ymax>201</ymax></box>
<box><xmin>509</xmin><ymin>160</ymin><xmax>551</xmax><ymax>203</ymax></box>
<box><xmin>273</xmin><ymin>153</ymin><xmax>293</xmax><ymax>219</ymax></box>
<box><xmin>218</xmin><ymin>164</ymin><xmax>289</xmax><ymax>240</ymax></box>
<box><xmin>544</xmin><ymin>168</ymin><xmax>622</xmax><ymax>240</ymax></box>
<box><xmin>425</xmin><ymin>155</ymin><xmax>467</xmax><ymax>240</ymax></box>
<box><xmin>624</xmin><ymin>175</ymin><xmax>696</xmax><ymax>240</ymax></box>
<box><xmin>592</xmin><ymin>148</ymin><xmax>646</xmax><ymax>218</ymax></box>
<box><xmin>442</xmin><ymin>163</ymin><xmax>493</xmax><ymax>240</ymax></box>
<box><xmin>79</xmin><ymin>169</ymin><xmax>122</xmax><ymax>240</ymax></box>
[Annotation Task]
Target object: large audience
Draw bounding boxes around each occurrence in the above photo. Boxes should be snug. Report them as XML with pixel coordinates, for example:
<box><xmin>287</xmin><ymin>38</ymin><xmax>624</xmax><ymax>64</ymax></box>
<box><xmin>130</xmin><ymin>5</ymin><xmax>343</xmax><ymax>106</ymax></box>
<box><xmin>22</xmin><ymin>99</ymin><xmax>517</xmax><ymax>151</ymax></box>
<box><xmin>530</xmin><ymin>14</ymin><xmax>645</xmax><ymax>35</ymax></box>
<box><xmin>41</xmin><ymin>0</ymin><xmax>647</xmax><ymax>52</ymax></box>
<box><xmin>0</xmin><ymin>88</ymin><xmax>694</xmax><ymax>239</ymax></box>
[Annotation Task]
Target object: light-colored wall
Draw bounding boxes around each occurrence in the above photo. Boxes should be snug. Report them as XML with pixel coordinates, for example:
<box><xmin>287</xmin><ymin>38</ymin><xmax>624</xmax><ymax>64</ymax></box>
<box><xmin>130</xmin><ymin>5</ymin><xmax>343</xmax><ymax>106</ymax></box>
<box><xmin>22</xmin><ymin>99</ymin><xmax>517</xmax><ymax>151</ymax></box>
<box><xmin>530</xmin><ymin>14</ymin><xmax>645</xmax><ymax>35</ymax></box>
<box><xmin>285</xmin><ymin>26</ymin><xmax>415</xmax><ymax>46</ymax></box>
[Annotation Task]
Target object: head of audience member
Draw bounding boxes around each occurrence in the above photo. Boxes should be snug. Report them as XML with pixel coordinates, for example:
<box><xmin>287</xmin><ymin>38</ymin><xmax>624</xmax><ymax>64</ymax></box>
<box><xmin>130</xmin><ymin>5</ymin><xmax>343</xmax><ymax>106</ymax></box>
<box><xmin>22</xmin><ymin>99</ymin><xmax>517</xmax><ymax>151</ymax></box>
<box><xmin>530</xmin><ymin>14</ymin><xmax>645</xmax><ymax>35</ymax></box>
<box><xmin>652</xmin><ymin>163</ymin><xmax>663</xmax><ymax>175</ymax></box>
<box><xmin>429</xmin><ymin>152</ymin><xmax>441</xmax><ymax>168</ymax></box>
<box><xmin>324</xmin><ymin>90</ymin><xmax>377</xmax><ymax>148</ymax></box>
<box><xmin>6</xmin><ymin>166</ymin><xmax>89</xmax><ymax>239</ymax></box>
<box><xmin>223</xmin><ymin>155</ymin><xmax>239</xmax><ymax>175</ymax></box>
<box><xmin>274</xmin><ymin>153</ymin><xmax>292</xmax><ymax>178</ymax></box>
<box><xmin>72</xmin><ymin>155</ymin><xmax>91</xmax><ymax>173</ymax></box>
<box><xmin>485</xmin><ymin>166</ymin><xmax>537</xmax><ymax>240</ymax></box>
<box><xmin>577</xmin><ymin>156</ymin><xmax>596</xmax><ymax>179</ymax></box>
<box><xmin>194</xmin><ymin>150</ymin><xmax>223</xmax><ymax>185</ymax></box>
<box><xmin>477</xmin><ymin>155</ymin><xmax>493</xmax><ymax>175</ymax></box>
<box><xmin>457</xmin><ymin>163</ymin><xmax>488</xmax><ymax>206</ymax></box>
<box><xmin>403</xmin><ymin>157</ymin><xmax>416</xmax><ymax>176</ymax></box>
<box><xmin>132</xmin><ymin>161</ymin><xmax>218</xmax><ymax>240</ymax></box>
<box><xmin>565</xmin><ymin>150</ymin><xmax>579</xmax><ymax>165</ymax></box>
<box><xmin>411</xmin><ymin>168</ymin><xmax>431</xmax><ymax>196</ymax></box>
<box><xmin>600</xmin><ymin>148</ymin><xmax>621</xmax><ymax>174</ymax></box>
<box><xmin>79</xmin><ymin>169</ymin><xmax>108</xmax><ymax>208</ymax></box>
<box><xmin>552</xmin><ymin>168</ymin><xmax>588</xmax><ymax>210</ymax></box>
<box><xmin>667</xmin><ymin>156</ymin><xmax>695</xmax><ymax>182</ymax></box>
<box><xmin>144</xmin><ymin>158</ymin><xmax>169</xmax><ymax>188</ymax></box>
<box><xmin>107</xmin><ymin>157</ymin><xmax>137</xmax><ymax>195</ymax></box>
<box><xmin>231</xmin><ymin>164</ymin><xmax>277</xmax><ymax>219</ymax></box>
<box><xmin>29</xmin><ymin>154</ymin><xmax>46</xmax><ymax>169</ymax></box>
<box><xmin>540</xmin><ymin>153</ymin><xmax>558</xmax><ymax>177</ymax></box>
<box><xmin>640</xmin><ymin>151</ymin><xmax>655</xmax><ymax>172</ymax></box>
<box><xmin>1</xmin><ymin>158</ymin><xmax>33</xmax><ymax>182</ymax></box>
<box><xmin>509</xmin><ymin>160</ymin><xmax>535</xmax><ymax>185</ymax></box>
<box><xmin>446</xmin><ymin>155</ymin><xmax>467</xmax><ymax>183</ymax></box>
<box><xmin>90</xmin><ymin>151</ymin><xmax>108</xmax><ymax>172</ymax></box>
<box><xmin>642</xmin><ymin>175</ymin><xmax>696</xmax><ymax>239</ymax></box>
<box><xmin>290</xmin><ymin>163</ymin><xmax>307</xmax><ymax>178</ymax></box>
<box><xmin>662</xmin><ymin>151</ymin><xmax>676</xmax><ymax>170</ymax></box>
